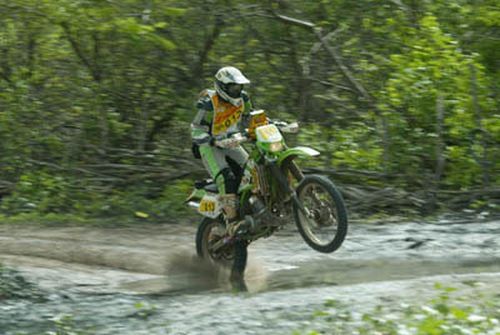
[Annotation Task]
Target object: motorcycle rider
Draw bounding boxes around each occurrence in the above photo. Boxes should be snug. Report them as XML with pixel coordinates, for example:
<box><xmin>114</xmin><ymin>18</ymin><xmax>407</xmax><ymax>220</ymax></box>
<box><xmin>191</xmin><ymin>66</ymin><xmax>253</xmax><ymax>224</ymax></box>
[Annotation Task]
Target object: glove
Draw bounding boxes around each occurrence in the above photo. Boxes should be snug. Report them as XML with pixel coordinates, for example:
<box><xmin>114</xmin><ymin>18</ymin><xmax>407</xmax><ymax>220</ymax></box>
<box><xmin>216</xmin><ymin>137</ymin><xmax>240</xmax><ymax>149</ymax></box>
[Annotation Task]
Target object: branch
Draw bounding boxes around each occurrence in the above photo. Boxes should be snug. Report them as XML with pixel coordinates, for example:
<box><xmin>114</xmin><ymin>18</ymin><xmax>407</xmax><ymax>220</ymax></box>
<box><xmin>308</xmin><ymin>77</ymin><xmax>355</xmax><ymax>92</ymax></box>
<box><xmin>0</xmin><ymin>47</ymin><xmax>13</xmax><ymax>85</ymax></box>
<box><xmin>272</xmin><ymin>13</ymin><xmax>315</xmax><ymax>28</ymax></box>
<box><xmin>0</xmin><ymin>70</ymin><xmax>12</xmax><ymax>85</ymax></box>
<box><xmin>269</xmin><ymin>6</ymin><xmax>374</xmax><ymax>105</ymax></box>
<box><xmin>192</xmin><ymin>15</ymin><xmax>224</xmax><ymax>84</ymax></box>
<box><xmin>0</xmin><ymin>179</ymin><xmax>14</xmax><ymax>195</ymax></box>
<box><xmin>26</xmin><ymin>159</ymin><xmax>110</xmax><ymax>178</ymax></box>
<box><xmin>302</xmin><ymin>26</ymin><xmax>345</xmax><ymax>76</ymax></box>
<box><xmin>304</xmin><ymin>167</ymin><xmax>404</xmax><ymax>179</ymax></box>
<box><xmin>60</xmin><ymin>22</ymin><xmax>101</xmax><ymax>83</ymax></box>
<box><xmin>388</xmin><ymin>0</ymin><xmax>410</xmax><ymax>12</ymax></box>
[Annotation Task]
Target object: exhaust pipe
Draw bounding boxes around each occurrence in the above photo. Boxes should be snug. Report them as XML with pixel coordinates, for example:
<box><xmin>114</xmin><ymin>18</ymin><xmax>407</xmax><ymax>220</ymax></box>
<box><xmin>187</xmin><ymin>201</ymin><xmax>200</xmax><ymax>209</ymax></box>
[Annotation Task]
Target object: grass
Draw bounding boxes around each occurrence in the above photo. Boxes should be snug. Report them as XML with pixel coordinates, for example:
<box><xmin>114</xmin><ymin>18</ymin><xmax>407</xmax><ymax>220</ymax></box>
<box><xmin>0</xmin><ymin>212</ymin><xmax>198</xmax><ymax>227</ymax></box>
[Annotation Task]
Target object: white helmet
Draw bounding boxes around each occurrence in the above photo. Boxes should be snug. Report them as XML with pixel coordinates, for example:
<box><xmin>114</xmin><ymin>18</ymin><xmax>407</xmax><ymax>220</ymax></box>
<box><xmin>214</xmin><ymin>66</ymin><xmax>250</xmax><ymax>106</ymax></box>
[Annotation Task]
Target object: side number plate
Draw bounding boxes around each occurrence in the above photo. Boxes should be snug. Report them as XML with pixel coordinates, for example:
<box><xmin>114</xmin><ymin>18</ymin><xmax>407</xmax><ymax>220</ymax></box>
<box><xmin>199</xmin><ymin>200</ymin><xmax>216</xmax><ymax>213</ymax></box>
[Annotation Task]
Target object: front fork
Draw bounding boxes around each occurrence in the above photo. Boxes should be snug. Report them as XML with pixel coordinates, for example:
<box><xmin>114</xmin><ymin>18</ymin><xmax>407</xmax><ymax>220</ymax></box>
<box><xmin>267</xmin><ymin>159</ymin><xmax>310</xmax><ymax>218</ymax></box>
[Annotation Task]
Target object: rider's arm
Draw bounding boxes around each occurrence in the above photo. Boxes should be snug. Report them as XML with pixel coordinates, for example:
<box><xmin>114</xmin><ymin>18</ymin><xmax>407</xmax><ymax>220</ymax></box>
<box><xmin>191</xmin><ymin>93</ymin><xmax>214</xmax><ymax>146</ymax></box>
<box><xmin>239</xmin><ymin>91</ymin><xmax>254</xmax><ymax>131</ymax></box>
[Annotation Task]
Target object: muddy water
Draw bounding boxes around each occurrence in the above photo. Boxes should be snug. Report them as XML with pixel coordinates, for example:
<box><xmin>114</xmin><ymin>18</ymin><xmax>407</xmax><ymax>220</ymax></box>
<box><xmin>0</xmin><ymin>218</ymin><xmax>499</xmax><ymax>334</ymax></box>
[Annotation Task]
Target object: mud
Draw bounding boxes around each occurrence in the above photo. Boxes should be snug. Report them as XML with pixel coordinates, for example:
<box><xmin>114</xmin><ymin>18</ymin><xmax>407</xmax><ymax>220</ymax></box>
<box><xmin>0</xmin><ymin>218</ymin><xmax>499</xmax><ymax>334</ymax></box>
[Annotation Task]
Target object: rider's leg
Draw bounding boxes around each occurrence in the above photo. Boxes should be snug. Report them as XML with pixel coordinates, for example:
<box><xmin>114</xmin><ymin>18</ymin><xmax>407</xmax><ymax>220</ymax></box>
<box><xmin>218</xmin><ymin>146</ymin><xmax>249</xmax><ymax>221</ymax></box>
<box><xmin>199</xmin><ymin>145</ymin><xmax>227</xmax><ymax>191</ymax></box>
<box><xmin>224</xmin><ymin>146</ymin><xmax>249</xmax><ymax>170</ymax></box>
<box><xmin>218</xmin><ymin>168</ymin><xmax>239</xmax><ymax>221</ymax></box>
<box><xmin>199</xmin><ymin>145</ymin><xmax>242</xmax><ymax>221</ymax></box>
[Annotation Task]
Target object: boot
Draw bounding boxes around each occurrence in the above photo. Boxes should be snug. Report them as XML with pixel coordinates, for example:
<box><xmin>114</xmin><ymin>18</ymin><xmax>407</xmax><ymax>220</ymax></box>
<box><xmin>219</xmin><ymin>193</ymin><xmax>239</xmax><ymax>222</ymax></box>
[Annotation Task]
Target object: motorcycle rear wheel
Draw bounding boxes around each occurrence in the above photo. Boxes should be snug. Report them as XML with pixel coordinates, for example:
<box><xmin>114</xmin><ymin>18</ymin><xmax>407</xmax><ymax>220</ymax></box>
<box><xmin>293</xmin><ymin>174</ymin><xmax>348</xmax><ymax>253</ymax></box>
<box><xmin>195</xmin><ymin>217</ymin><xmax>248</xmax><ymax>279</ymax></box>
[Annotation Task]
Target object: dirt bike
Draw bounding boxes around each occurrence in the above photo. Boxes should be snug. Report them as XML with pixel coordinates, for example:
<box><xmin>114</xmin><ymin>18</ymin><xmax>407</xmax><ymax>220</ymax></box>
<box><xmin>186</xmin><ymin>110</ymin><xmax>348</xmax><ymax>283</ymax></box>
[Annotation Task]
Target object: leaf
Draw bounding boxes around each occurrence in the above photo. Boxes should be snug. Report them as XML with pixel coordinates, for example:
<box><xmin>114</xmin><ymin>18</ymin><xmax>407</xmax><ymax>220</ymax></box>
<box><xmin>163</xmin><ymin>7</ymin><xmax>186</xmax><ymax>16</ymax></box>
<box><xmin>324</xmin><ymin>299</ymin><xmax>340</xmax><ymax>308</ymax></box>
<box><xmin>434</xmin><ymin>303</ymin><xmax>450</xmax><ymax>315</ymax></box>
<box><xmin>312</xmin><ymin>310</ymin><xmax>329</xmax><ymax>318</ymax></box>
<box><xmin>154</xmin><ymin>22</ymin><xmax>168</xmax><ymax>29</ymax></box>
<box><xmin>450</xmin><ymin>307</ymin><xmax>469</xmax><ymax>320</ymax></box>
<box><xmin>151</xmin><ymin>35</ymin><xmax>176</xmax><ymax>50</ymax></box>
<box><xmin>135</xmin><ymin>211</ymin><xmax>149</xmax><ymax>219</ymax></box>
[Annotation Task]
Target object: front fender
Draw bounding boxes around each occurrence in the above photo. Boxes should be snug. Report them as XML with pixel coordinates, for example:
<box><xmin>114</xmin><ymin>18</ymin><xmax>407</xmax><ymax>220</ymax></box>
<box><xmin>277</xmin><ymin>146</ymin><xmax>320</xmax><ymax>165</ymax></box>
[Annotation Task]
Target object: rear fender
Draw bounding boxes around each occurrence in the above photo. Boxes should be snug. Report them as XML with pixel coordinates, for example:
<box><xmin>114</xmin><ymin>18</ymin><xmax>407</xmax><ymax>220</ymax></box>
<box><xmin>197</xmin><ymin>194</ymin><xmax>222</xmax><ymax>219</ymax></box>
<box><xmin>186</xmin><ymin>188</ymin><xmax>207</xmax><ymax>203</ymax></box>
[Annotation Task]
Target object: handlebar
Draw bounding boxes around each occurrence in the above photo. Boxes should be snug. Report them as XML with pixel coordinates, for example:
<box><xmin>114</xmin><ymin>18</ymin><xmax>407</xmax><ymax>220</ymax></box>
<box><xmin>213</xmin><ymin>121</ymin><xmax>299</xmax><ymax>148</ymax></box>
<box><xmin>214</xmin><ymin>132</ymin><xmax>248</xmax><ymax>148</ymax></box>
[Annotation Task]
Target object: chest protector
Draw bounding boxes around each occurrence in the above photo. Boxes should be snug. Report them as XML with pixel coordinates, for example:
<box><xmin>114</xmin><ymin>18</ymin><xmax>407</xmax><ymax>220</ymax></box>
<box><xmin>208</xmin><ymin>91</ymin><xmax>245</xmax><ymax>136</ymax></box>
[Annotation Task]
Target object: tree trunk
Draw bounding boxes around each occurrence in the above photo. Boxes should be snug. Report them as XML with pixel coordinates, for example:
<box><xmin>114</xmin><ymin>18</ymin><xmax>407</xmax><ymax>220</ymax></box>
<box><xmin>192</xmin><ymin>15</ymin><xmax>224</xmax><ymax>86</ymax></box>
<box><xmin>425</xmin><ymin>94</ymin><xmax>446</xmax><ymax>212</ymax></box>
<box><xmin>138</xmin><ymin>96</ymin><xmax>149</xmax><ymax>152</ymax></box>
<box><xmin>435</xmin><ymin>94</ymin><xmax>445</xmax><ymax>186</ymax></box>
<box><xmin>269</xmin><ymin>10</ymin><xmax>392</xmax><ymax>178</ymax></box>
<box><xmin>470</xmin><ymin>63</ymin><xmax>490</xmax><ymax>187</ymax></box>
<box><xmin>284</xmin><ymin>29</ymin><xmax>311</xmax><ymax>119</ymax></box>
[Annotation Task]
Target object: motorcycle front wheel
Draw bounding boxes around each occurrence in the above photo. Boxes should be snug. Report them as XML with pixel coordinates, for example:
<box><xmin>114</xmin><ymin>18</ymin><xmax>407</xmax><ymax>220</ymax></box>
<box><xmin>195</xmin><ymin>217</ymin><xmax>248</xmax><ymax>278</ymax></box>
<box><xmin>293</xmin><ymin>174</ymin><xmax>348</xmax><ymax>253</ymax></box>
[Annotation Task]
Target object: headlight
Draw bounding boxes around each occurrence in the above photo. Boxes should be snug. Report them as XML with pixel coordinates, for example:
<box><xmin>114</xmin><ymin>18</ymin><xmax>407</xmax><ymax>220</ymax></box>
<box><xmin>269</xmin><ymin>141</ymin><xmax>284</xmax><ymax>152</ymax></box>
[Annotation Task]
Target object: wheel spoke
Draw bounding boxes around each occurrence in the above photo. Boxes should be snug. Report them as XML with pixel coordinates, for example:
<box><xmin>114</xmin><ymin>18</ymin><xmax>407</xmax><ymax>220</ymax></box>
<box><xmin>202</xmin><ymin>221</ymin><xmax>235</xmax><ymax>265</ymax></box>
<box><xmin>298</xmin><ymin>181</ymin><xmax>340</xmax><ymax>247</ymax></box>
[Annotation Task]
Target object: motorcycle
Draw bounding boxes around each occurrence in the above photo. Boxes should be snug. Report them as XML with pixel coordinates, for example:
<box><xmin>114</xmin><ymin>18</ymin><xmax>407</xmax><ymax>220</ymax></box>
<box><xmin>186</xmin><ymin>110</ymin><xmax>348</xmax><ymax>284</ymax></box>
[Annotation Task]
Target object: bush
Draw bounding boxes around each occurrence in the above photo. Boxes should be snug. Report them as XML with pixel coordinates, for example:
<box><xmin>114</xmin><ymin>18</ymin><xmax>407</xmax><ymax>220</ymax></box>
<box><xmin>0</xmin><ymin>172</ymin><xmax>195</xmax><ymax>223</ymax></box>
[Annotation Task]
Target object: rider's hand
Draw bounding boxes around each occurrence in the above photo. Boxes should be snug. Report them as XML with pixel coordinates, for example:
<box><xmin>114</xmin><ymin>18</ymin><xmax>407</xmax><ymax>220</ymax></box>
<box><xmin>216</xmin><ymin>137</ymin><xmax>240</xmax><ymax>149</ymax></box>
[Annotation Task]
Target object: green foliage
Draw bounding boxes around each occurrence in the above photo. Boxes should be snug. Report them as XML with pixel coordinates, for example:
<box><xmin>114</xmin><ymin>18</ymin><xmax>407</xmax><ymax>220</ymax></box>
<box><xmin>0</xmin><ymin>172</ymin><xmax>193</xmax><ymax>221</ymax></box>
<box><xmin>45</xmin><ymin>314</ymin><xmax>89</xmax><ymax>335</ymax></box>
<box><xmin>376</xmin><ymin>14</ymin><xmax>493</xmax><ymax>186</ymax></box>
<box><xmin>297</xmin><ymin>283</ymin><xmax>500</xmax><ymax>335</ymax></box>
<box><xmin>0</xmin><ymin>264</ymin><xmax>44</xmax><ymax>301</ymax></box>
<box><xmin>0</xmin><ymin>0</ymin><xmax>498</xmax><ymax>220</ymax></box>
<box><xmin>1</xmin><ymin>172</ymin><xmax>74</xmax><ymax>214</ymax></box>
<box><xmin>129</xmin><ymin>301</ymin><xmax>158</xmax><ymax>320</ymax></box>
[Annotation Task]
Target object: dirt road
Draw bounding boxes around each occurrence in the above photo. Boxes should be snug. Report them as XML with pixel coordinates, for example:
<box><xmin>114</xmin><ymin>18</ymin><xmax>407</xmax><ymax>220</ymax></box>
<box><xmin>1</xmin><ymin>219</ymin><xmax>499</xmax><ymax>334</ymax></box>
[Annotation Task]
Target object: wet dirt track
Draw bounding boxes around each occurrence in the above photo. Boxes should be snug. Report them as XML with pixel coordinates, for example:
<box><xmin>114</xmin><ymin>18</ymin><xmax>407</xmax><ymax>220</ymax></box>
<box><xmin>0</xmin><ymin>218</ymin><xmax>499</xmax><ymax>334</ymax></box>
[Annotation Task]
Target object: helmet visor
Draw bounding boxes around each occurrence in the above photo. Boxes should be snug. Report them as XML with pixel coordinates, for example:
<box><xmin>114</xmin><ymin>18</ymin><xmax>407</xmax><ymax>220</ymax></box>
<box><xmin>225</xmin><ymin>83</ymin><xmax>243</xmax><ymax>98</ymax></box>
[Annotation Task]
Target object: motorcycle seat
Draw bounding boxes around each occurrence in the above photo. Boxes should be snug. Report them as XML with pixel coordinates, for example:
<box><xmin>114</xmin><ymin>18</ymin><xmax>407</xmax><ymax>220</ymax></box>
<box><xmin>203</xmin><ymin>183</ymin><xmax>219</xmax><ymax>193</ymax></box>
<box><xmin>194</xmin><ymin>179</ymin><xmax>219</xmax><ymax>193</ymax></box>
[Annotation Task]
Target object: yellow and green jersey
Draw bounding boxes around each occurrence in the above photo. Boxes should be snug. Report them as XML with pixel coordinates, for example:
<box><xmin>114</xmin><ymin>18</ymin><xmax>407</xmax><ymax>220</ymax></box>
<box><xmin>191</xmin><ymin>89</ymin><xmax>253</xmax><ymax>145</ymax></box>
